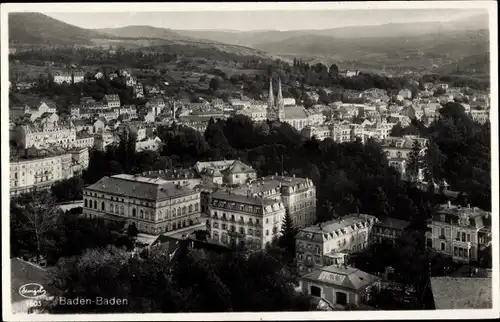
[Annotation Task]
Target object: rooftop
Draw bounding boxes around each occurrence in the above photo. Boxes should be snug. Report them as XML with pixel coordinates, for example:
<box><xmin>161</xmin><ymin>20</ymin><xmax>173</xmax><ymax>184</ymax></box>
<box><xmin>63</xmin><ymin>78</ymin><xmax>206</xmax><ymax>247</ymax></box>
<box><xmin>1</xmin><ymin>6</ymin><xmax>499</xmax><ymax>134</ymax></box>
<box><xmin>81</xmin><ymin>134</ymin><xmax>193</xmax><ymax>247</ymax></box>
<box><xmin>430</xmin><ymin>277</ymin><xmax>492</xmax><ymax>309</ymax></box>
<box><xmin>297</xmin><ymin>214</ymin><xmax>378</xmax><ymax>243</ymax></box>
<box><xmin>301</xmin><ymin>265</ymin><xmax>381</xmax><ymax>291</ymax></box>
<box><xmin>210</xmin><ymin>190</ymin><xmax>280</xmax><ymax>208</ymax></box>
<box><xmin>85</xmin><ymin>174</ymin><xmax>198</xmax><ymax>201</ymax></box>
<box><xmin>375</xmin><ymin>217</ymin><xmax>410</xmax><ymax>230</ymax></box>
<box><xmin>142</xmin><ymin>168</ymin><xmax>201</xmax><ymax>181</ymax></box>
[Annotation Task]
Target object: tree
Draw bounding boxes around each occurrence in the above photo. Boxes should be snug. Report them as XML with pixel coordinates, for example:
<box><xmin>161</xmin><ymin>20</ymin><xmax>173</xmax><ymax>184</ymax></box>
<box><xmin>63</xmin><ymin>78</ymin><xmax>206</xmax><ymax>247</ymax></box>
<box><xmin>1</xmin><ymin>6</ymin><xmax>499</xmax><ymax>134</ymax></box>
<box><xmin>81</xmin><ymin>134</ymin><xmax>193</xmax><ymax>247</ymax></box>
<box><xmin>209</xmin><ymin>77</ymin><xmax>221</xmax><ymax>91</ymax></box>
<box><xmin>10</xmin><ymin>191</ymin><xmax>60</xmax><ymax>263</ymax></box>
<box><xmin>328</xmin><ymin>64</ymin><xmax>339</xmax><ymax>79</ymax></box>
<box><xmin>127</xmin><ymin>223</ymin><xmax>139</xmax><ymax>239</ymax></box>
<box><xmin>51</xmin><ymin>176</ymin><xmax>84</xmax><ymax>202</ymax></box>
<box><xmin>279</xmin><ymin>210</ymin><xmax>298</xmax><ymax>260</ymax></box>
<box><xmin>406</xmin><ymin>141</ymin><xmax>423</xmax><ymax>183</ymax></box>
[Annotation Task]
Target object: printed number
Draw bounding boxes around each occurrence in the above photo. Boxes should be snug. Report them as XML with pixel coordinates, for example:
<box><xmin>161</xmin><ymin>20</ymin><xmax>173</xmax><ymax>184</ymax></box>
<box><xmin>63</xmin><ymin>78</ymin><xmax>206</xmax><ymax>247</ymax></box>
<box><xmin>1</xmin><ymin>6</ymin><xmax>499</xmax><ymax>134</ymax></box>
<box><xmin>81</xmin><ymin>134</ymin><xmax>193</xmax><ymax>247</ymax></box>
<box><xmin>29</xmin><ymin>300</ymin><xmax>42</xmax><ymax>307</ymax></box>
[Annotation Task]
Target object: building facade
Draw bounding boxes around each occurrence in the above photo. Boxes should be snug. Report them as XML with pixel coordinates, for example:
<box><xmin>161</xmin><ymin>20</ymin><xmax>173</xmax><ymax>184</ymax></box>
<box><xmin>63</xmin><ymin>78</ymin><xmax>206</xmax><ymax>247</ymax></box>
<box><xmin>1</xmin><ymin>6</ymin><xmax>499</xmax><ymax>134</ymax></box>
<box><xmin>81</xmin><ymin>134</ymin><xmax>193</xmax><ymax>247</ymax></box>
<box><xmin>10</xmin><ymin>148</ymin><xmax>88</xmax><ymax>195</ymax></box>
<box><xmin>299</xmin><ymin>265</ymin><xmax>380</xmax><ymax>307</ymax></box>
<box><xmin>83</xmin><ymin>174</ymin><xmax>202</xmax><ymax>235</ymax></box>
<box><xmin>425</xmin><ymin>202</ymin><xmax>491</xmax><ymax>263</ymax></box>
<box><xmin>295</xmin><ymin>214</ymin><xmax>379</xmax><ymax>275</ymax></box>
<box><xmin>208</xmin><ymin>191</ymin><xmax>286</xmax><ymax>249</ymax></box>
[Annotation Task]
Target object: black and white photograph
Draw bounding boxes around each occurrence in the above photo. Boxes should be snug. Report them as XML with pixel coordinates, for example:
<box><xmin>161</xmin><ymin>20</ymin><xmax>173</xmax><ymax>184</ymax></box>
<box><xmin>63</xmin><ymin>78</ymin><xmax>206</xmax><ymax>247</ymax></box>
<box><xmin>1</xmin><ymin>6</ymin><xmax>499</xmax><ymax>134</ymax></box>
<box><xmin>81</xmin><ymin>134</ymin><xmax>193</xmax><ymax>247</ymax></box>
<box><xmin>1</xmin><ymin>1</ymin><xmax>498</xmax><ymax>320</ymax></box>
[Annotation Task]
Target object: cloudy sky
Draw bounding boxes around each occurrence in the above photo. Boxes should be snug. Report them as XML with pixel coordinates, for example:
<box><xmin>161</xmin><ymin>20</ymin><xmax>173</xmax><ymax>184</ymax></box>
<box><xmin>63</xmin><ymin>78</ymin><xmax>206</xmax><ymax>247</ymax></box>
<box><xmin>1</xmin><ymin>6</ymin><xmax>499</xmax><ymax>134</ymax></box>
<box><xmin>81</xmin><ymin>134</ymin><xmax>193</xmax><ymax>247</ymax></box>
<box><xmin>43</xmin><ymin>9</ymin><xmax>487</xmax><ymax>31</ymax></box>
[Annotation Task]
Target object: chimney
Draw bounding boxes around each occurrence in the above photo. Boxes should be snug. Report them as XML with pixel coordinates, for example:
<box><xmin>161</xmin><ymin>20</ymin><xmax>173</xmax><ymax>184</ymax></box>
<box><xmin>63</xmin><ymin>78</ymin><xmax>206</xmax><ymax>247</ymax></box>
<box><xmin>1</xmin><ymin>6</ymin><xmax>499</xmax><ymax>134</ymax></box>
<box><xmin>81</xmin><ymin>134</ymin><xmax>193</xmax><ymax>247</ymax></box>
<box><xmin>467</xmin><ymin>204</ymin><xmax>471</xmax><ymax>209</ymax></box>
<box><xmin>447</xmin><ymin>200</ymin><xmax>451</xmax><ymax>209</ymax></box>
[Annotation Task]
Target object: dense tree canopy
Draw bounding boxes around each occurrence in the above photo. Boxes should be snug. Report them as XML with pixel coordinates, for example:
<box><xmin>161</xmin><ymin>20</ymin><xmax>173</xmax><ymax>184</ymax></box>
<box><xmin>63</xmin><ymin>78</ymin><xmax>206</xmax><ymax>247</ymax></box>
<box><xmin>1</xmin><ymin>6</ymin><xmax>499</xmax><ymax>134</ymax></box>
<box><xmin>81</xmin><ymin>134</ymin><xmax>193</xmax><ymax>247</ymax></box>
<box><xmin>44</xmin><ymin>246</ymin><xmax>311</xmax><ymax>313</ymax></box>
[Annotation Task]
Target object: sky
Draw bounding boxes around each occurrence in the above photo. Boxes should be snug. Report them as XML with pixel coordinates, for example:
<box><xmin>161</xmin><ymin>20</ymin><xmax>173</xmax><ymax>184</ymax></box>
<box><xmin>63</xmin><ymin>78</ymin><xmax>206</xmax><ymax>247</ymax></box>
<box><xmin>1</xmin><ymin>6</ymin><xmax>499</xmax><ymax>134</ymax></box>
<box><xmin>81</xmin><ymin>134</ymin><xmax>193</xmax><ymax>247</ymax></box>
<box><xmin>43</xmin><ymin>9</ymin><xmax>487</xmax><ymax>31</ymax></box>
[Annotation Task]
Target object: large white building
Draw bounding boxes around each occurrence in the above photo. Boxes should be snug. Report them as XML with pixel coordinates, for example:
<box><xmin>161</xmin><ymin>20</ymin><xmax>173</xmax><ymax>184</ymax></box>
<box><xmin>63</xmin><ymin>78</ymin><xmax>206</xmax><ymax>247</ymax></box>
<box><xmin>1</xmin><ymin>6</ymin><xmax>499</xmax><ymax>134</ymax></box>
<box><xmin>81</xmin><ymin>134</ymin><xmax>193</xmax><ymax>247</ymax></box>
<box><xmin>230</xmin><ymin>175</ymin><xmax>317</xmax><ymax>228</ymax></box>
<box><xmin>83</xmin><ymin>174</ymin><xmax>202</xmax><ymax>235</ymax></box>
<box><xmin>426</xmin><ymin>202</ymin><xmax>491</xmax><ymax>264</ymax></box>
<box><xmin>15</xmin><ymin>121</ymin><xmax>77</xmax><ymax>150</ymax></box>
<box><xmin>208</xmin><ymin>191</ymin><xmax>286</xmax><ymax>249</ymax></box>
<box><xmin>381</xmin><ymin>135</ymin><xmax>428</xmax><ymax>180</ymax></box>
<box><xmin>295</xmin><ymin>214</ymin><xmax>379</xmax><ymax>275</ymax></box>
<box><xmin>10</xmin><ymin>147</ymin><xmax>89</xmax><ymax>195</ymax></box>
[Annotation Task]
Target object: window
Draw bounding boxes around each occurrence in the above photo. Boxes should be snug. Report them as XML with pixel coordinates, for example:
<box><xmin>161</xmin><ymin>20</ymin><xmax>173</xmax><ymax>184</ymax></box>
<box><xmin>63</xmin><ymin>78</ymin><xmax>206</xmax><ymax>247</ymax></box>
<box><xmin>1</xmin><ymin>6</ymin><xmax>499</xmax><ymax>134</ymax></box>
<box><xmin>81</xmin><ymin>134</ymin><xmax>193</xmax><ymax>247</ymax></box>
<box><xmin>459</xmin><ymin>248</ymin><xmax>463</xmax><ymax>257</ymax></box>
<box><xmin>461</xmin><ymin>232</ymin><xmax>466</xmax><ymax>242</ymax></box>
<box><xmin>94</xmin><ymin>200</ymin><xmax>97</xmax><ymax>209</ymax></box>
<box><xmin>440</xmin><ymin>227</ymin><xmax>445</xmax><ymax>237</ymax></box>
<box><xmin>189</xmin><ymin>205</ymin><xmax>193</xmax><ymax>213</ymax></box>
<box><xmin>266</xmin><ymin>218</ymin><xmax>269</xmax><ymax>224</ymax></box>
<box><xmin>101</xmin><ymin>202</ymin><xmax>105</xmax><ymax>210</ymax></box>
<box><xmin>84</xmin><ymin>199</ymin><xmax>88</xmax><ymax>207</ymax></box>
<box><xmin>266</xmin><ymin>230</ymin><xmax>269</xmax><ymax>236</ymax></box>
<box><xmin>239</xmin><ymin>227</ymin><xmax>245</xmax><ymax>234</ymax></box>
<box><xmin>182</xmin><ymin>206</ymin><xmax>186</xmax><ymax>215</ymax></box>
<box><xmin>467</xmin><ymin>234</ymin><xmax>471</xmax><ymax>242</ymax></box>
<box><xmin>132</xmin><ymin>208</ymin><xmax>136</xmax><ymax>217</ymax></box>
<box><xmin>456</xmin><ymin>231</ymin><xmax>460</xmax><ymax>240</ymax></box>
<box><xmin>195</xmin><ymin>203</ymin><xmax>199</xmax><ymax>211</ymax></box>
<box><xmin>121</xmin><ymin>206</ymin><xmax>124</xmax><ymax>215</ymax></box>
<box><xmin>335</xmin><ymin>292</ymin><xmax>347</xmax><ymax>305</ymax></box>
<box><xmin>140</xmin><ymin>210</ymin><xmax>144</xmax><ymax>219</ymax></box>
<box><xmin>310</xmin><ymin>286</ymin><xmax>321</xmax><ymax>297</ymax></box>
<box><xmin>440</xmin><ymin>242</ymin><xmax>445</xmax><ymax>251</ymax></box>
<box><xmin>454</xmin><ymin>246</ymin><xmax>458</xmax><ymax>256</ymax></box>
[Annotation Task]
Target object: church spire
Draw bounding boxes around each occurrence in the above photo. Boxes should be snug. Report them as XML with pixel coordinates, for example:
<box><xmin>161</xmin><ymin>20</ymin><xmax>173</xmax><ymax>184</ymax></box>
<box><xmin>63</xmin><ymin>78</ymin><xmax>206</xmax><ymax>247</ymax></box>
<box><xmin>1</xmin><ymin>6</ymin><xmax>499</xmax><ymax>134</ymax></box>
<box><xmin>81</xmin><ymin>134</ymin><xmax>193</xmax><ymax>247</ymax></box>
<box><xmin>277</xmin><ymin>77</ymin><xmax>285</xmax><ymax>121</ymax></box>
<box><xmin>277</xmin><ymin>77</ymin><xmax>283</xmax><ymax>106</ymax></box>
<box><xmin>268</xmin><ymin>77</ymin><xmax>274</xmax><ymax>109</ymax></box>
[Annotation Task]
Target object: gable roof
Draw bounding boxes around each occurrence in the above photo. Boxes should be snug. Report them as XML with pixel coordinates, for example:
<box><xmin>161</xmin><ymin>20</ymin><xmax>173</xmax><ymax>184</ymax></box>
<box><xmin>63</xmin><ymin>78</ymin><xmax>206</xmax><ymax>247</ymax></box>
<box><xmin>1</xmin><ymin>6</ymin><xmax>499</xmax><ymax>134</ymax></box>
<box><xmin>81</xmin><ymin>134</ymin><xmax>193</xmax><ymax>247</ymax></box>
<box><xmin>301</xmin><ymin>265</ymin><xmax>380</xmax><ymax>292</ymax></box>
<box><xmin>430</xmin><ymin>277</ymin><xmax>492</xmax><ymax>309</ymax></box>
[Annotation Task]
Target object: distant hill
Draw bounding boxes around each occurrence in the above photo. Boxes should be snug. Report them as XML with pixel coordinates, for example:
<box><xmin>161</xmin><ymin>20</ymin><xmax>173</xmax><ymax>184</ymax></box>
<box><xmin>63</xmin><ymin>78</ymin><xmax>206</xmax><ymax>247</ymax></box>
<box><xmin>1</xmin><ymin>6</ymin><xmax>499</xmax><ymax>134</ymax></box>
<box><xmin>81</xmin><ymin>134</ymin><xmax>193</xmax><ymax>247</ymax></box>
<box><xmin>173</xmin><ymin>14</ymin><xmax>490</xmax><ymax>47</ymax></box>
<box><xmin>9</xmin><ymin>13</ymin><xmax>270</xmax><ymax>60</ymax></box>
<box><xmin>8</xmin><ymin>12</ymin><xmax>107</xmax><ymax>45</ymax></box>
<box><xmin>97</xmin><ymin>25</ymin><xmax>217</xmax><ymax>43</ymax></box>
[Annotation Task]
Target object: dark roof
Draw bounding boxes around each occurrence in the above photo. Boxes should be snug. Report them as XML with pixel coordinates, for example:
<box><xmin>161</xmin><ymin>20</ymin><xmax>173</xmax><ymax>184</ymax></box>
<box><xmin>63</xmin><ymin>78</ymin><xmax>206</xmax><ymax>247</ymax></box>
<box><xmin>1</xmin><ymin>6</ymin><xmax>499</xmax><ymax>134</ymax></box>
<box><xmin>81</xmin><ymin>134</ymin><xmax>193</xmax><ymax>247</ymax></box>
<box><xmin>220</xmin><ymin>160</ymin><xmax>256</xmax><ymax>175</ymax></box>
<box><xmin>375</xmin><ymin>217</ymin><xmax>410</xmax><ymax>230</ymax></box>
<box><xmin>210</xmin><ymin>191</ymin><xmax>272</xmax><ymax>207</ymax></box>
<box><xmin>301</xmin><ymin>265</ymin><xmax>380</xmax><ymax>292</ymax></box>
<box><xmin>11</xmin><ymin>258</ymin><xmax>51</xmax><ymax>304</ymax></box>
<box><xmin>85</xmin><ymin>174</ymin><xmax>198</xmax><ymax>201</ymax></box>
<box><xmin>150</xmin><ymin>234</ymin><xmax>181</xmax><ymax>254</ymax></box>
<box><xmin>434</xmin><ymin>204</ymin><xmax>489</xmax><ymax>229</ymax></box>
<box><xmin>430</xmin><ymin>277</ymin><xmax>492</xmax><ymax>309</ymax></box>
<box><xmin>142</xmin><ymin>168</ymin><xmax>201</xmax><ymax>181</ymax></box>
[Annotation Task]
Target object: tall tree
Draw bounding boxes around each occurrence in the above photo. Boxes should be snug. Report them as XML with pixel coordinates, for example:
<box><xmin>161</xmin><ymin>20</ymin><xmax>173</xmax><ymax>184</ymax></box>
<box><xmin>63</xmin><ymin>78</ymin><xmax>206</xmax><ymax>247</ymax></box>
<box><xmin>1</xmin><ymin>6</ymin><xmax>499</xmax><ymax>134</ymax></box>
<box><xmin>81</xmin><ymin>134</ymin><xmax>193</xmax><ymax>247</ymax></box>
<box><xmin>406</xmin><ymin>140</ymin><xmax>423</xmax><ymax>183</ymax></box>
<box><xmin>279</xmin><ymin>210</ymin><xmax>298</xmax><ymax>260</ymax></box>
<box><xmin>10</xmin><ymin>191</ymin><xmax>60</xmax><ymax>263</ymax></box>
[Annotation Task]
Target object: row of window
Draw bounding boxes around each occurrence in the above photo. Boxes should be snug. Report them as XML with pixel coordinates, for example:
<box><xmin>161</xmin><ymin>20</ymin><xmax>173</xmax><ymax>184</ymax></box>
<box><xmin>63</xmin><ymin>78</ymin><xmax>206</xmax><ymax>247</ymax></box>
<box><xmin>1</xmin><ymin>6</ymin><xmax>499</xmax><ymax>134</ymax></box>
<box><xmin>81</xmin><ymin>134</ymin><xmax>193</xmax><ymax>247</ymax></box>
<box><xmin>454</xmin><ymin>246</ymin><xmax>472</xmax><ymax>258</ymax></box>
<box><xmin>292</xmin><ymin>201</ymin><xmax>315</xmax><ymax>212</ymax></box>
<box><xmin>84</xmin><ymin>199</ymin><xmax>199</xmax><ymax>220</ymax></box>
<box><xmin>211</xmin><ymin>222</ymin><xmax>279</xmax><ymax>237</ymax></box>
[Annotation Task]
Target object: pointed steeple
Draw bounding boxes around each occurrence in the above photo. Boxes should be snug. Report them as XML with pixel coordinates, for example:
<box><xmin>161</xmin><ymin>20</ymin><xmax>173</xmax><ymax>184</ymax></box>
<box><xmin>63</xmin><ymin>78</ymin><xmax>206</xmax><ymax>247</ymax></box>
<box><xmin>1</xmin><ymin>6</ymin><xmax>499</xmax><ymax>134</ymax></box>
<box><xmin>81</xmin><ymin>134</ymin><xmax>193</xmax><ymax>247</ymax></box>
<box><xmin>277</xmin><ymin>77</ymin><xmax>283</xmax><ymax>106</ymax></box>
<box><xmin>268</xmin><ymin>77</ymin><xmax>274</xmax><ymax>109</ymax></box>
<box><xmin>277</xmin><ymin>77</ymin><xmax>285</xmax><ymax>121</ymax></box>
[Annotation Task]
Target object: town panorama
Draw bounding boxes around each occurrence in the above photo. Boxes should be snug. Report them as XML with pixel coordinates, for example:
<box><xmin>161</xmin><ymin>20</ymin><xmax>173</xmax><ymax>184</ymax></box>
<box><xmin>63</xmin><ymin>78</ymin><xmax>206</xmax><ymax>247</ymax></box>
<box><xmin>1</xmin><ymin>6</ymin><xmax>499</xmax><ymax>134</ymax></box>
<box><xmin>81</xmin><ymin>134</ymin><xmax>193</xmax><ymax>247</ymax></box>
<box><xmin>5</xmin><ymin>6</ymin><xmax>494</xmax><ymax>316</ymax></box>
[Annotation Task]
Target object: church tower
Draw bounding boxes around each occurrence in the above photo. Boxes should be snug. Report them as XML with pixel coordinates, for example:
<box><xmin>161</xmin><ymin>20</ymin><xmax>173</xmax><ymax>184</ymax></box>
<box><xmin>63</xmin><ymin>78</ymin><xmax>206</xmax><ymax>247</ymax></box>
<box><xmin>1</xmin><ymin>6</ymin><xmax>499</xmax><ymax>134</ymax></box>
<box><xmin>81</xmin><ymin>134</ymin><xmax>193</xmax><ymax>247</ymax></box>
<box><xmin>268</xmin><ymin>77</ymin><xmax>274</xmax><ymax>110</ymax></box>
<box><xmin>277</xmin><ymin>77</ymin><xmax>285</xmax><ymax>121</ymax></box>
